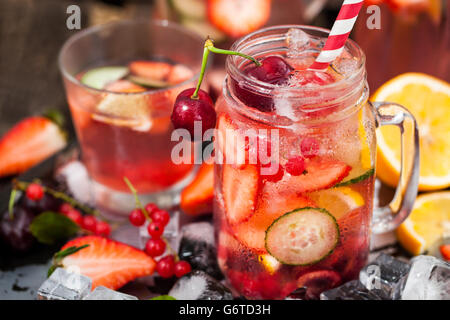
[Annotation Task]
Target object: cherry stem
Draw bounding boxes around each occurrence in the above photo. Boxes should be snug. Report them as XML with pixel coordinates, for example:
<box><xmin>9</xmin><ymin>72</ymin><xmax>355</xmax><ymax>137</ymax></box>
<box><xmin>123</xmin><ymin>177</ymin><xmax>179</xmax><ymax>260</ymax></box>
<box><xmin>191</xmin><ymin>38</ymin><xmax>261</xmax><ymax>99</ymax></box>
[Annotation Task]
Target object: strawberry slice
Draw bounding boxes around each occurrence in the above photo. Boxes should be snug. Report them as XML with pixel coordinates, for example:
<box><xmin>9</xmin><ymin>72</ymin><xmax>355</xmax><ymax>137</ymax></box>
<box><xmin>216</xmin><ymin>114</ymin><xmax>273</xmax><ymax>168</ymax></box>
<box><xmin>284</xmin><ymin>158</ymin><xmax>351</xmax><ymax>194</ymax></box>
<box><xmin>167</xmin><ymin>64</ymin><xmax>194</xmax><ymax>85</ymax></box>
<box><xmin>207</xmin><ymin>0</ymin><xmax>272</xmax><ymax>38</ymax></box>
<box><xmin>181</xmin><ymin>161</ymin><xmax>214</xmax><ymax>216</ymax></box>
<box><xmin>232</xmin><ymin>195</ymin><xmax>315</xmax><ymax>253</ymax></box>
<box><xmin>61</xmin><ymin>236</ymin><xmax>155</xmax><ymax>290</ymax></box>
<box><xmin>128</xmin><ymin>60</ymin><xmax>173</xmax><ymax>81</ymax></box>
<box><xmin>223</xmin><ymin>164</ymin><xmax>259</xmax><ymax>225</ymax></box>
<box><xmin>104</xmin><ymin>80</ymin><xmax>147</xmax><ymax>93</ymax></box>
<box><xmin>0</xmin><ymin>117</ymin><xmax>66</xmax><ymax>177</ymax></box>
<box><xmin>216</xmin><ymin>114</ymin><xmax>246</xmax><ymax>168</ymax></box>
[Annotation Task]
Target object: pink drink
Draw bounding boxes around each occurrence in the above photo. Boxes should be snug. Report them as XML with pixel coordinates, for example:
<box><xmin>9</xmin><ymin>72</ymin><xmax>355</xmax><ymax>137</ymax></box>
<box><xmin>59</xmin><ymin>20</ymin><xmax>204</xmax><ymax>215</ymax></box>
<box><xmin>213</xmin><ymin>26</ymin><xmax>377</xmax><ymax>299</ymax></box>
<box><xmin>66</xmin><ymin>62</ymin><xmax>195</xmax><ymax>194</ymax></box>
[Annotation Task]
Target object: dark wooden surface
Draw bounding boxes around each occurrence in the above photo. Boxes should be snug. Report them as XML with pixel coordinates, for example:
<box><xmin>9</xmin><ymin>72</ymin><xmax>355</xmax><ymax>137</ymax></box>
<box><xmin>0</xmin><ymin>0</ymin><xmax>152</xmax><ymax>135</ymax></box>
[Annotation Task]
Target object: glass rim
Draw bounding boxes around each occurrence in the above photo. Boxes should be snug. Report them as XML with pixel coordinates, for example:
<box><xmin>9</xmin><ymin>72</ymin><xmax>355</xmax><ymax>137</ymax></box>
<box><xmin>58</xmin><ymin>19</ymin><xmax>203</xmax><ymax>96</ymax></box>
<box><xmin>226</xmin><ymin>24</ymin><xmax>366</xmax><ymax>95</ymax></box>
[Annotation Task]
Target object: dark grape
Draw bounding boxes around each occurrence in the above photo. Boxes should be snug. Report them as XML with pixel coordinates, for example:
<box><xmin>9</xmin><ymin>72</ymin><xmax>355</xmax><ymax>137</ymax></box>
<box><xmin>0</xmin><ymin>207</ymin><xmax>35</xmax><ymax>252</ymax></box>
<box><xmin>19</xmin><ymin>193</ymin><xmax>61</xmax><ymax>215</ymax></box>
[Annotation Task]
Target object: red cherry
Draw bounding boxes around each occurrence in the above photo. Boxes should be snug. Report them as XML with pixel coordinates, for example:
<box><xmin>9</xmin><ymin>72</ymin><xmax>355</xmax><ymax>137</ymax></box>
<box><xmin>144</xmin><ymin>203</ymin><xmax>159</xmax><ymax>216</ymax></box>
<box><xmin>156</xmin><ymin>255</ymin><xmax>175</xmax><ymax>278</ymax></box>
<box><xmin>59</xmin><ymin>203</ymin><xmax>74</xmax><ymax>215</ymax></box>
<box><xmin>95</xmin><ymin>221</ymin><xmax>111</xmax><ymax>237</ymax></box>
<box><xmin>65</xmin><ymin>209</ymin><xmax>83</xmax><ymax>225</ymax></box>
<box><xmin>25</xmin><ymin>183</ymin><xmax>44</xmax><ymax>201</ymax></box>
<box><xmin>285</xmin><ymin>156</ymin><xmax>306</xmax><ymax>176</ymax></box>
<box><xmin>300</xmin><ymin>138</ymin><xmax>320</xmax><ymax>159</ymax></box>
<box><xmin>247</xmin><ymin>56</ymin><xmax>293</xmax><ymax>85</ymax></box>
<box><xmin>129</xmin><ymin>209</ymin><xmax>146</xmax><ymax>227</ymax></box>
<box><xmin>147</xmin><ymin>221</ymin><xmax>165</xmax><ymax>239</ymax></box>
<box><xmin>145</xmin><ymin>238</ymin><xmax>166</xmax><ymax>257</ymax></box>
<box><xmin>174</xmin><ymin>260</ymin><xmax>192</xmax><ymax>278</ymax></box>
<box><xmin>151</xmin><ymin>210</ymin><xmax>170</xmax><ymax>227</ymax></box>
<box><xmin>171</xmin><ymin>88</ymin><xmax>217</xmax><ymax>141</ymax></box>
<box><xmin>82</xmin><ymin>215</ymin><xmax>97</xmax><ymax>232</ymax></box>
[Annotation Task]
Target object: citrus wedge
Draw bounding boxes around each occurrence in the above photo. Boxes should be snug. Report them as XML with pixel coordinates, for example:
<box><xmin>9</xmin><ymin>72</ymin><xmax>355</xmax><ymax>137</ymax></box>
<box><xmin>396</xmin><ymin>191</ymin><xmax>450</xmax><ymax>255</ymax></box>
<box><xmin>372</xmin><ymin>73</ymin><xmax>450</xmax><ymax>191</ymax></box>
<box><xmin>308</xmin><ymin>187</ymin><xmax>365</xmax><ymax>220</ymax></box>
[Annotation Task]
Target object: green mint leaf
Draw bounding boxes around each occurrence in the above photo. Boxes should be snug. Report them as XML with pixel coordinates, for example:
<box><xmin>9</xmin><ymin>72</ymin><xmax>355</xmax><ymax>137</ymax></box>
<box><xmin>30</xmin><ymin>212</ymin><xmax>80</xmax><ymax>245</ymax></box>
<box><xmin>150</xmin><ymin>295</ymin><xmax>176</xmax><ymax>300</ymax></box>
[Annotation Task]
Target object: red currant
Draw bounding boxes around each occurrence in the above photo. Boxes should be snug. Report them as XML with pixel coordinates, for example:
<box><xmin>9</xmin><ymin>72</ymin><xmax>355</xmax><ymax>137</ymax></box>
<box><xmin>25</xmin><ymin>183</ymin><xmax>44</xmax><ymax>201</ymax></box>
<box><xmin>285</xmin><ymin>156</ymin><xmax>306</xmax><ymax>176</ymax></box>
<box><xmin>156</xmin><ymin>255</ymin><xmax>175</xmax><ymax>278</ymax></box>
<box><xmin>95</xmin><ymin>221</ymin><xmax>111</xmax><ymax>237</ymax></box>
<box><xmin>129</xmin><ymin>209</ymin><xmax>146</xmax><ymax>226</ymax></box>
<box><xmin>300</xmin><ymin>137</ymin><xmax>320</xmax><ymax>159</ymax></box>
<box><xmin>260</xmin><ymin>161</ymin><xmax>284</xmax><ymax>183</ymax></box>
<box><xmin>144</xmin><ymin>203</ymin><xmax>159</xmax><ymax>216</ymax></box>
<box><xmin>82</xmin><ymin>215</ymin><xmax>97</xmax><ymax>232</ymax></box>
<box><xmin>59</xmin><ymin>203</ymin><xmax>73</xmax><ymax>215</ymax></box>
<box><xmin>151</xmin><ymin>210</ymin><xmax>170</xmax><ymax>227</ymax></box>
<box><xmin>147</xmin><ymin>221</ymin><xmax>165</xmax><ymax>239</ymax></box>
<box><xmin>65</xmin><ymin>209</ymin><xmax>83</xmax><ymax>225</ymax></box>
<box><xmin>174</xmin><ymin>260</ymin><xmax>192</xmax><ymax>278</ymax></box>
<box><xmin>145</xmin><ymin>238</ymin><xmax>166</xmax><ymax>257</ymax></box>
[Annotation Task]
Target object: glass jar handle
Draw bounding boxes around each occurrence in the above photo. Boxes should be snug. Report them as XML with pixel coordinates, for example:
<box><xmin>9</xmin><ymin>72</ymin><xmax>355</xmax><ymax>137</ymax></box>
<box><xmin>371</xmin><ymin>101</ymin><xmax>420</xmax><ymax>234</ymax></box>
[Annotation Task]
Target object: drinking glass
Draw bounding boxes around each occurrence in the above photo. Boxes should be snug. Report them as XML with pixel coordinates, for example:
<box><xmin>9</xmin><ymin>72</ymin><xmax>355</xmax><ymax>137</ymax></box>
<box><xmin>59</xmin><ymin>20</ymin><xmax>203</xmax><ymax>219</ymax></box>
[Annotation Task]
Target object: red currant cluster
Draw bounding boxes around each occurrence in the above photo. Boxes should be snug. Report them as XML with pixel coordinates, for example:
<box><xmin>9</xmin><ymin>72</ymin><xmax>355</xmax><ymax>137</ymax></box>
<box><xmin>128</xmin><ymin>203</ymin><xmax>191</xmax><ymax>278</ymax></box>
<box><xmin>25</xmin><ymin>182</ymin><xmax>111</xmax><ymax>237</ymax></box>
<box><xmin>59</xmin><ymin>203</ymin><xmax>111</xmax><ymax>236</ymax></box>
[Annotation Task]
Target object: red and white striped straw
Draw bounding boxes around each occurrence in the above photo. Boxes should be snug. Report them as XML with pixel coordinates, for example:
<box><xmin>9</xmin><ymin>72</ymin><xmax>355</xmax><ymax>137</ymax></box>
<box><xmin>308</xmin><ymin>0</ymin><xmax>363</xmax><ymax>71</ymax></box>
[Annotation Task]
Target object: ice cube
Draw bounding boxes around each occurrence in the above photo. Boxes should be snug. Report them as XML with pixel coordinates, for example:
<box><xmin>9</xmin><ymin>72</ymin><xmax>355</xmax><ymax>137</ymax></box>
<box><xmin>359</xmin><ymin>253</ymin><xmax>410</xmax><ymax>299</ymax></box>
<box><xmin>286</xmin><ymin>28</ymin><xmax>310</xmax><ymax>58</ymax></box>
<box><xmin>399</xmin><ymin>255</ymin><xmax>450</xmax><ymax>300</ymax></box>
<box><xmin>55</xmin><ymin>160</ymin><xmax>93</xmax><ymax>206</ymax></box>
<box><xmin>178</xmin><ymin>222</ymin><xmax>222</xmax><ymax>279</ymax></box>
<box><xmin>168</xmin><ymin>270</ymin><xmax>233</xmax><ymax>300</ymax></box>
<box><xmin>84</xmin><ymin>286</ymin><xmax>138</xmax><ymax>300</ymax></box>
<box><xmin>320</xmin><ymin>280</ymin><xmax>390</xmax><ymax>300</ymax></box>
<box><xmin>139</xmin><ymin>210</ymin><xmax>180</xmax><ymax>254</ymax></box>
<box><xmin>37</xmin><ymin>268</ymin><xmax>92</xmax><ymax>300</ymax></box>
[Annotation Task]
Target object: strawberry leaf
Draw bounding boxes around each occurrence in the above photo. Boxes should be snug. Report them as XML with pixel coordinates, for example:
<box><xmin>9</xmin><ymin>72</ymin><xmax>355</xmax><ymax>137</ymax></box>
<box><xmin>30</xmin><ymin>212</ymin><xmax>80</xmax><ymax>245</ymax></box>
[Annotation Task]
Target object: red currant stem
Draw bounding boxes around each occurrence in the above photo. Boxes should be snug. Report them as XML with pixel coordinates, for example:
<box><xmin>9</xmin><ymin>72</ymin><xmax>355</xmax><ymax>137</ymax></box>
<box><xmin>13</xmin><ymin>180</ymin><xmax>102</xmax><ymax>218</ymax></box>
<box><xmin>163</xmin><ymin>237</ymin><xmax>179</xmax><ymax>262</ymax></box>
<box><xmin>8</xmin><ymin>188</ymin><xmax>17</xmax><ymax>219</ymax></box>
<box><xmin>123</xmin><ymin>177</ymin><xmax>179</xmax><ymax>260</ymax></box>
<box><xmin>191</xmin><ymin>38</ymin><xmax>261</xmax><ymax>99</ymax></box>
<box><xmin>123</xmin><ymin>177</ymin><xmax>151</xmax><ymax>220</ymax></box>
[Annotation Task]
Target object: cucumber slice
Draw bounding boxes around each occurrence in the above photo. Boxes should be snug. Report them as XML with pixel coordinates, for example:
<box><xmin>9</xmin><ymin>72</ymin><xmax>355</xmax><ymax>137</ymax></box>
<box><xmin>127</xmin><ymin>75</ymin><xmax>170</xmax><ymax>89</ymax></box>
<box><xmin>265</xmin><ymin>207</ymin><xmax>339</xmax><ymax>266</ymax></box>
<box><xmin>334</xmin><ymin>168</ymin><xmax>375</xmax><ymax>187</ymax></box>
<box><xmin>172</xmin><ymin>0</ymin><xmax>206</xmax><ymax>20</ymax></box>
<box><xmin>81</xmin><ymin>66</ymin><xmax>129</xmax><ymax>90</ymax></box>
